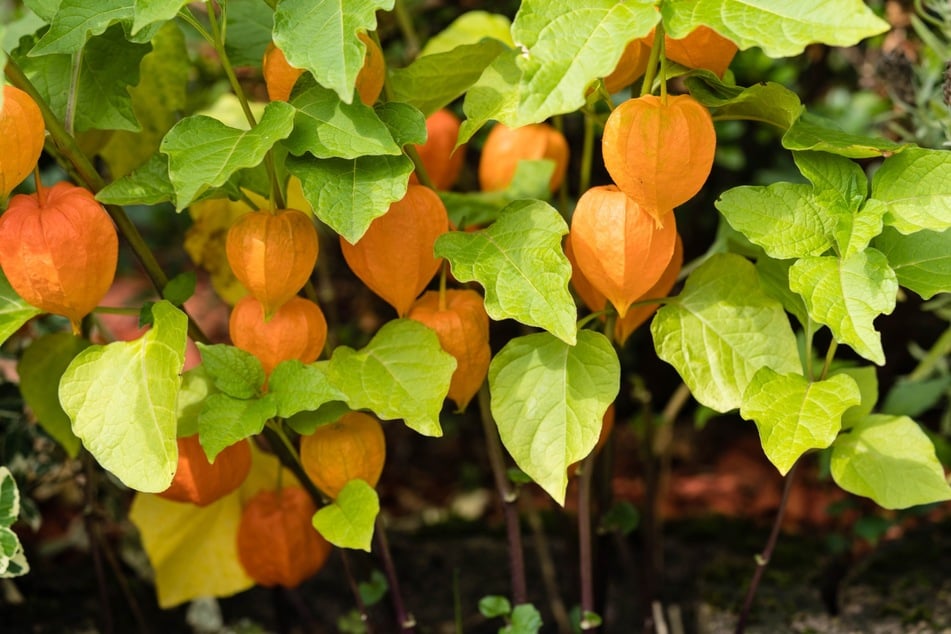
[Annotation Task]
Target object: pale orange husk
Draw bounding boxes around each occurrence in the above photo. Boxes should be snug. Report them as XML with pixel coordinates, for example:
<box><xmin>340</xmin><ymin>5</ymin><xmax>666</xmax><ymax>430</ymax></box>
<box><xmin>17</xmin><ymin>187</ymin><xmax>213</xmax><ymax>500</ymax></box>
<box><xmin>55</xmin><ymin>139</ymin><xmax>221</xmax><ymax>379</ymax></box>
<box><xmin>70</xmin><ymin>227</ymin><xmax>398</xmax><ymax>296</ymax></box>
<box><xmin>602</xmin><ymin>93</ymin><xmax>715</xmax><ymax>222</ymax></box>
<box><xmin>564</xmin><ymin>237</ymin><xmax>607</xmax><ymax>313</ymax></box>
<box><xmin>478</xmin><ymin>122</ymin><xmax>569</xmax><ymax>193</ymax></box>
<box><xmin>355</xmin><ymin>32</ymin><xmax>385</xmax><ymax>106</ymax></box>
<box><xmin>641</xmin><ymin>26</ymin><xmax>738</xmax><ymax>78</ymax></box>
<box><xmin>0</xmin><ymin>85</ymin><xmax>45</xmax><ymax>198</ymax></box>
<box><xmin>410</xmin><ymin>109</ymin><xmax>466</xmax><ymax>190</ymax></box>
<box><xmin>568</xmin><ymin>185</ymin><xmax>677</xmax><ymax>318</ymax></box>
<box><xmin>236</xmin><ymin>487</ymin><xmax>332</xmax><ymax>588</ymax></box>
<box><xmin>229</xmin><ymin>295</ymin><xmax>327</xmax><ymax>376</ymax></box>
<box><xmin>300</xmin><ymin>412</ymin><xmax>386</xmax><ymax>499</ymax></box>
<box><xmin>225</xmin><ymin>208</ymin><xmax>318</xmax><ymax>316</ymax></box>
<box><xmin>339</xmin><ymin>185</ymin><xmax>449</xmax><ymax>316</ymax></box>
<box><xmin>603</xmin><ymin>39</ymin><xmax>652</xmax><ymax>93</ymax></box>
<box><xmin>262</xmin><ymin>42</ymin><xmax>305</xmax><ymax>101</ymax></box>
<box><xmin>615</xmin><ymin>235</ymin><xmax>683</xmax><ymax>345</ymax></box>
<box><xmin>0</xmin><ymin>181</ymin><xmax>117</xmax><ymax>332</ymax></box>
<box><xmin>407</xmin><ymin>289</ymin><xmax>491</xmax><ymax>410</ymax></box>
<box><xmin>158</xmin><ymin>436</ymin><xmax>252</xmax><ymax>507</ymax></box>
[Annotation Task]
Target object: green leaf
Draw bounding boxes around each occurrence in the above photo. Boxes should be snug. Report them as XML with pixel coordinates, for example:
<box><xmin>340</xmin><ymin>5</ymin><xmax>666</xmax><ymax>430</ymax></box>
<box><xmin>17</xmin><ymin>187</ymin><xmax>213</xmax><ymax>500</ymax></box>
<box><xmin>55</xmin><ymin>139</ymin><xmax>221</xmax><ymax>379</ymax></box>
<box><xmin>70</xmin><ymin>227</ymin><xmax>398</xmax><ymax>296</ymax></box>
<box><xmin>0</xmin><ymin>467</ymin><xmax>29</xmax><ymax>578</ymax></box>
<box><xmin>18</xmin><ymin>333</ymin><xmax>89</xmax><ymax>457</ymax></box>
<box><xmin>788</xmin><ymin>250</ymin><xmax>898</xmax><ymax>365</ymax></box>
<box><xmin>873</xmin><ymin>226</ymin><xmax>951</xmax><ymax>300</ymax></box>
<box><xmin>273</xmin><ymin>0</ymin><xmax>393</xmax><ymax>103</ymax></box>
<box><xmin>441</xmin><ymin>160</ymin><xmax>555</xmax><ymax>230</ymax></box>
<box><xmin>488</xmin><ymin>330</ymin><xmax>619</xmax><ymax>506</ymax></box>
<box><xmin>267</xmin><ymin>360</ymin><xmax>347</xmax><ymax>419</ymax></box>
<box><xmin>684</xmin><ymin>73</ymin><xmax>803</xmax><ymax>130</ymax></box>
<box><xmin>420</xmin><ymin>10</ymin><xmax>513</xmax><ymax>56</ymax></box>
<box><xmin>197</xmin><ymin>393</ymin><xmax>277</xmax><ymax>462</ymax></box>
<box><xmin>176</xmin><ymin>364</ymin><xmax>216</xmax><ymax>438</ymax></box>
<box><xmin>505</xmin><ymin>604</ymin><xmax>544</xmax><ymax>634</ymax></box>
<box><xmin>833</xmin><ymin>365</ymin><xmax>878</xmax><ymax>429</ymax></box>
<box><xmin>285</xmin><ymin>83</ymin><xmax>401</xmax><ymax>158</ymax></box>
<box><xmin>131</xmin><ymin>0</ymin><xmax>187</xmax><ymax>35</ymax></box>
<box><xmin>479</xmin><ymin>595</ymin><xmax>512</xmax><ymax>619</ymax></box>
<box><xmin>831</xmin><ymin>414</ymin><xmax>951</xmax><ymax>509</ymax></box>
<box><xmin>882</xmin><ymin>376</ymin><xmax>951</xmax><ymax>418</ymax></box>
<box><xmin>96</xmin><ymin>152</ymin><xmax>175</xmax><ymax>206</ymax></box>
<box><xmin>287</xmin><ymin>153</ymin><xmax>413</xmax><ymax>244</ymax></box>
<box><xmin>651</xmin><ymin>254</ymin><xmax>801</xmax><ymax>412</ymax></box>
<box><xmin>162</xmin><ymin>272</ymin><xmax>196</xmax><ymax>306</ymax></box>
<box><xmin>794</xmin><ymin>151</ymin><xmax>868</xmax><ymax>213</ymax></box>
<box><xmin>740</xmin><ymin>368</ymin><xmax>860</xmax><ymax>474</ymax></box>
<box><xmin>870</xmin><ymin>147</ymin><xmax>951</xmax><ymax>234</ymax></box>
<box><xmin>327</xmin><ymin>319</ymin><xmax>456</xmax><ymax>437</ymax></box>
<box><xmin>434</xmin><ymin>200</ymin><xmax>576</xmax><ymax>345</ymax></box>
<box><xmin>459</xmin><ymin>48</ymin><xmax>521</xmax><ymax>145</ymax></box>
<box><xmin>59</xmin><ymin>301</ymin><xmax>188</xmax><ymax>492</ymax></box>
<box><xmin>311</xmin><ymin>479</ymin><xmax>379</xmax><ymax>551</ymax></box>
<box><xmin>661</xmin><ymin>0</ymin><xmax>888</xmax><ymax>58</ymax></box>
<box><xmin>161</xmin><ymin>101</ymin><xmax>296</xmax><ymax>209</ymax></box>
<box><xmin>831</xmin><ymin>199</ymin><xmax>887</xmax><ymax>259</ymax></box>
<box><xmin>195</xmin><ymin>343</ymin><xmax>264</xmax><ymax>400</ymax></box>
<box><xmin>389</xmin><ymin>39</ymin><xmax>508</xmax><ymax>117</ymax></box>
<box><xmin>30</xmin><ymin>0</ymin><xmax>154</xmax><ymax>55</ymax></box>
<box><xmin>223</xmin><ymin>0</ymin><xmax>273</xmax><ymax>67</ymax></box>
<box><xmin>509</xmin><ymin>0</ymin><xmax>658</xmax><ymax>124</ymax></box>
<box><xmin>783</xmin><ymin>112</ymin><xmax>905</xmax><ymax>158</ymax></box>
<box><xmin>754</xmin><ymin>257</ymin><xmax>810</xmax><ymax>331</ymax></box>
<box><xmin>0</xmin><ymin>268</ymin><xmax>41</xmax><ymax>346</ymax></box>
<box><xmin>285</xmin><ymin>403</ymin><xmax>352</xmax><ymax>436</ymax></box>
<box><xmin>374</xmin><ymin>102</ymin><xmax>427</xmax><ymax>147</ymax></box>
<box><xmin>716</xmin><ymin>183</ymin><xmax>834</xmax><ymax>259</ymax></box>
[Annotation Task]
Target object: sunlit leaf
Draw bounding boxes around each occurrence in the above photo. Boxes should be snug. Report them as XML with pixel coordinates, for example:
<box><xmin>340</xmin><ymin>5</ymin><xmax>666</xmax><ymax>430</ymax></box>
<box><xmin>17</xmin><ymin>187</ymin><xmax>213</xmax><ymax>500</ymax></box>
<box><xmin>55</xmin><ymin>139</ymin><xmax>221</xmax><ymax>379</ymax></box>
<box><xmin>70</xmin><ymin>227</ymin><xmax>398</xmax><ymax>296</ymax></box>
<box><xmin>685</xmin><ymin>73</ymin><xmax>803</xmax><ymax>130</ymax></box>
<box><xmin>871</xmin><ymin>147</ymin><xmax>951</xmax><ymax>234</ymax></box>
<box><xmin>0</xmin><ymin>267</ymin><xmax>41</xmax><ymax>346</ymax></box>
<box><xmin>873</xmin><ymin>226</ymin><xmax>951</xmax><ymax>300</ymax></box>
<box><xmin>311</xmin><ymin>479</ymin><xmax>379</xmax><ymax>551</ymax></box>
<box><xmin>268</xmin><ymin>360</ymin><xmax>347</xmax><ymax>419</ymax></box>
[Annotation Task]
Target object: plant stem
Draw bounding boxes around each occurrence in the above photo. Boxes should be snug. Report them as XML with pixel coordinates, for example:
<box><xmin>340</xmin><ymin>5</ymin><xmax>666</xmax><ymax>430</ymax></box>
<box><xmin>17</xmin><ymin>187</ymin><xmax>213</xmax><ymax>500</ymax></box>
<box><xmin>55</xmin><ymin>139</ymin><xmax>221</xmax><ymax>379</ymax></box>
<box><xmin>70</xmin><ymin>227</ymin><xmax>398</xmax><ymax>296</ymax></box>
<box><xmin>81</xmin><ymin>452</ymin><xmax>113</xmax><ymax>634</ymax></box>
<box><xmin>339</xmin><ymin>550</ymin><xmax>374</xmax><ymax>634</ymax></box>
<box><xmin>909</xmin><ymin>323</ymin><xmax>951</xmax><ymax>381</ymax></box>
<box><xmin>734</xmin><ymin>461</ymin><xmax>798</xmax><ymax>634</ymax></box>
<box><xmin>579</xmin><ymin>107</ymin><xmax>596</xmax><ymax>195</ymax></box>
<box><xmin>261</xmin><ymin>424</ymin><xmax>325</xmax><ymax>504</ymax></box>
<box><xmin>4</xmin><ymin>58</ymin><xmax>210</xmax><ymax>345</ymax></box>
<box><xmin>477</xmin><ymin>383</ymin><xmax>528</xmax><ymax>605</ymax></box>
<box><xmin>374</xmin><ymin>516</ymin><xmax>416</xmax><ymax>632</ymax></box>
<box><xmin>405</xmin><ymin>144</ymin><xmax>434</xmax><ymax>189</ymax></box>
<box><xmin>819</xmin><ymin>340</ymin><xmax>838</xmax><ymax>381</ymax></box>
<box><xmin>640</xmin><ymin>24</ymin><xmax>666</xmax><ymax>97</ymax></box>
<box><xmin>393</xmin><ymin>0</ymin><xmax>421</xmax><ymax>61</ymax></box>
<box><xmin>523</xmin><ymin>501</ymin><xmax>572</xmax><ymax>633</ymax></box>
<box><xmin>578</xmin><ymin>452</ymin><xmax>598</xmax><ymax>631</ymax></box>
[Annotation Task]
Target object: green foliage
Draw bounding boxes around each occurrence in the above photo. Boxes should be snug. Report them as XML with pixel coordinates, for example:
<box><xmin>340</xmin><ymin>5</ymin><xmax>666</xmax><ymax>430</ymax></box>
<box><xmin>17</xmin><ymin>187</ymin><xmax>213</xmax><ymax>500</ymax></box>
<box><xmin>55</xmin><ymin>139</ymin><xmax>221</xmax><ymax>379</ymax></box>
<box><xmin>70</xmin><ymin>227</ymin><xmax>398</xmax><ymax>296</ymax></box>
<box><xmin>311</xmin><ymin>479</ymin><xmax>380</xmax><ymax>551</ymax></box>
<box><xmin>0</xmin><ymin>268</ymin><xmax>41</xmax><ymax>346</ymax></box>
<box><xmin>0</xmin><ymin>468</ymin><xmax>29</xmax><ymax>578</ymax></box>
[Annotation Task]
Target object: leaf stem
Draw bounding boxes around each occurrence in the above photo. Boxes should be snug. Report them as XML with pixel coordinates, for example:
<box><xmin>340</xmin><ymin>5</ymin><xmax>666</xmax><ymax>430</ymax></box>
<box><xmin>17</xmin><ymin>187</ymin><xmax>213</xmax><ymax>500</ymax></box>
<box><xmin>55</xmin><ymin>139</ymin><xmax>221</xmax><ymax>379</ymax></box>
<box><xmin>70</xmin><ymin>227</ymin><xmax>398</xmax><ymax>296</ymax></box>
<box><xmin>579</xmin><ymin>106</ymin><xmax>596</xmax><ymax>195</ymax></box>
<box><xmin>819</xmin><ymin>340</ymin><xmax>838</xmax><ymax>381</ymax></box>
<box><xmin>908</xmin><ymin>323</ymin><xmax>951</xmax><ymax>381</ymax></box>
<box><xmin>374</xmin><ymin>516</ymin><xmax>417</xmax><ymax>632</ymax></box>
<box><xmin>735</xmin><ymin>461</ymin><xmax>799</xmax><ymax>634</ymax></box>
<box><xmin>577</xmin><ymin>452</ymin><xmax>598</xmax><ymax>631</ymax></box>
<box><xmin>477</xmin><ymin>382</ymin><xmax>528</xmax><ymax>605</ymax></box>
<box><xmin>392</xmin><ymin>0</ymin><xmax>421</xmax><ymax>61</ymax></box>
<box><xmin>65</xmin><ymin>48</ymin><xmax>83</xmax><ymax>136</ymax></box>
<box><xmin>640</xmin><ymin>23</ymin><xmax>666</xmax><ymax>98</ymax></box>
<box><xmin>404</xmin><ymin>144</ymin><xmax>434</xmax><ymax>189</ymax></box>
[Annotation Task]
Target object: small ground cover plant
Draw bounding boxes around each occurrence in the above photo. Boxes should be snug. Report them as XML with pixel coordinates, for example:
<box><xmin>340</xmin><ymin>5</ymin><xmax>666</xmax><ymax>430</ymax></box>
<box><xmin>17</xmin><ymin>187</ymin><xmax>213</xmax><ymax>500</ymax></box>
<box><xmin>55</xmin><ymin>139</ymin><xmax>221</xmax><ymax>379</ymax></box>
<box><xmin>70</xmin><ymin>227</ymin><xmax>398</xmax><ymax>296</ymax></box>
<box><xmin>2</xmin><ymin>0</ymin><xmax>951</xmax><ymax>632</ymax></box>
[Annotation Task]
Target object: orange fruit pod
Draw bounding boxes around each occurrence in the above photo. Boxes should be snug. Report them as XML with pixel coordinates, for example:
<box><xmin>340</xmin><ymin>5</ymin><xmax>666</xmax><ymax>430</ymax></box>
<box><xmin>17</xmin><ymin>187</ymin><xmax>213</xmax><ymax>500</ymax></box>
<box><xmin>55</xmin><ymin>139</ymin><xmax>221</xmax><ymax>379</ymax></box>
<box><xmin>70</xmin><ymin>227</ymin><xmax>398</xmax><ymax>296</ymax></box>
<box><xmin>642</xmin><ymin>25</ymin><xmax>738</xmax><ymax>78</ymax></box>
<box><xmin>568</xmin><ymin>185</ymin><xmax>678</xmax><ymax>319</ymax></box>
<box><xmin>602</xmin><ymin>93</ymin><xmax>716</xmax><ymax>224</ymax></box>
<box><xmin>236</xmin><ymin>486</ymin><xmax>332</xmax><ymax>588</ymax></box>
<box><xmin>603</xmin><ymin>39</ymin><xmax>652</xmax><ymax>94</ymax></box>
<box><xmin>229</xmin><ymin>295</ymin><xmax>327</xmax><ymax>376</ymax></box>
<box><xmin>568</xmin><ymin>404</ymin><xmax>616</xmax><ymax>478</ymax></box>
<box><xmin>157</xmin><ymin>436</ymin><xmax>252</xmax><ymax>507</ymax></box>
<box><xmin>225</xmin><ymin>208</ymin><xmax>318</xmax><ymax>316</ymax></box>
<box><xmin>339</xmin><ymin>184</ymin><xmax>449</xmax><ymax>316</ymax></box>
<box><xmin>262</xmin><ymin>33</ymin><xmax>384</xmax><ymax>105</ymax></box>
<box><xmin>478</xmin><ymin>122</ymin><xmax>569</xmax><ymax>194</ymax></box>
<box><xmin>0</xmin><ymin>181</ymin><xmax>118</xmax><ymax>333</ymax></box>
<box><xmin>410</xmin><ymin>108</ymin><xmax>466</xmax><ymax>191</ymax></box>
<box><xmin>0</xmin><ymin>85</ymin><xmax>45</xmax><ymax>199</ymax></box>
<box><xmin>299</xmin><ymin>411</ymin><xmax>386</xmax><ymax>499</ymax></box>
<box><xmin>407</xmin><ymin>289</ymin><xmax>491</xmax><ymax>411</ymax></box>
<box><xmin>615</xmin><ymin>235</ymin><xmax>683</xmax><ymax>345</ymax></box>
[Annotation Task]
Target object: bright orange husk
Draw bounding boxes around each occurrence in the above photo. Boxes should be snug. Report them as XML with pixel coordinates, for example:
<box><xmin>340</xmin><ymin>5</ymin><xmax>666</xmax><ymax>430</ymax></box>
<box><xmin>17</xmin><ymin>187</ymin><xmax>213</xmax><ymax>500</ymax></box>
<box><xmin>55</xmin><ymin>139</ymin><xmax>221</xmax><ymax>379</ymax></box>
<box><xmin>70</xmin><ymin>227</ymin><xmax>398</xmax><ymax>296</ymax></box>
<box><xmin>229</xmin><ymin>295</ymin><xmax>327</xmax><ymax>376</ymax></box>
<box><xmin>478</xmin><ymin>122</ymin><xmax>569</xmax><ymax>193</ymax></box>
<box><xmin>603</xmin><ymin>39</ymin><xmax>652</xmax><ymax>93</ymax></box>
<box><xmin>642</xmin><ymin>26</ymin><xmax>738</xmax><ymax>78</ymax></box>
<box><xmin>602</xmin><ymin>93</ymin><xmax>716</xmax><ymax>224</ymax></box>
<box><xmin>410</xmin><ymin>109</ymin><xmax>466</xmax><ymax>190</ymax></box>
<box><xmin>236</xmin><ymin>486</ymin><xmax>332</xmax><ymax>588</ymax></box>
<box><xmin>355</xmin><ymin>32</ymin><xmax>385</xmax><ymax>106</ymax></box>
<box><xmin>225</xmin><ymin>208</ymin><xmax>318</xmax><ymax>316</ymax></box>
<box><xmin>339</xmin><ymin>185</ymin><xmax>449</xmax><ymax>316</ymax></box>
<box><xmin>299</xmin><ymin>412</ymin><xmax>386</xmax><ymax>499</ymax></box>
<box><xmin>262</xmin><ymin>43</ymin><xmax>304</xmax><ymax>102</ymax></box>
<box><xmin>0</xmin><ymin>181</ymin><xmax>117</xmax><ymax>333</ymax></box>
<box><xmin>157</xmin><ymin>436</ymin><xmax>252</xmax><ymax>507</ymax></box>
<box><xmin>615</xmin><ymin>235</ymin><xmax>683</xmax><ymax>345</ymax></box>
<box><xmin>0</xmin><ymin>85</ymin><xmax>45</xmax><ymax>199</ymax></box>
<box><xmin>407</xmin><ymin>289</ymin><xmax>491</xmax><ymax>411</ymax></box>
<box><xmin>564</xmin><ymin>236</ymin><xmax>607</xmax><ymax>314</ymax></box>
<box><xmin>568</xmin><ymin>185</ymin><xmax>677</xmax><ymax>318</ymax></box>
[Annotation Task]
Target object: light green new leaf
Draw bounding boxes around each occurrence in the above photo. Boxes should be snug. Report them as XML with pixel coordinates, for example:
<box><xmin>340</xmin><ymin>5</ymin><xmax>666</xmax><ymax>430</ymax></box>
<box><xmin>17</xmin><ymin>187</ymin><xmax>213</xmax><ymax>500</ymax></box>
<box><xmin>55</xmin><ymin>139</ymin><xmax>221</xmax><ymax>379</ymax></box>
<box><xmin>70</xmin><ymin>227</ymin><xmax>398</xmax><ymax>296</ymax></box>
<box><xmin>510</xmin><ymin>0</ymin><xmax>658</xmax><ymax>124</ymax></box>
<box><xmin>18</xmin><ymin>333</ymin><xmax>89</xmax><ymax>457</ymax></box>
<box><xmin>831</xmin><ymin>198</ymin><xmax>886</xmax><ymax>258</ymax></box>
<box><xmin>783</xmin><ymin>113</ymin><xmax>906</xmax><ymax>158</ymax></box>
<box><xmin>375</xmin><ymin>102</ymin><xmax>428</xmax><ymax>147</ymax></box>
<box><xmin>176</xmin><ymin>365</ymin><xmax>216</xmax><ymax>438</ymax></box>
<box><xmin>268</xmin><ymin>360</ymin><xmax>347</xmax><ymax>419</ymax></box>
<box><xmin>311</xmin><ymin>479</ymin><xmax>379</xmax><ymax>551</ymax></box>
<box><xmin>741</xmin><ymin>368</ymin><xmax>860</xmax><ymax>474</ymax></box>
<box><xmin>434</xmin><ymin>200</ymin><xmax>576</xmax><ymax>345</ymax></box>
<box><xmin>794</xmin><ymin>151</ymin><xmax>868</xmax><ymax>213</ymax></box>
<box><xmin>489</xmin><ymin>330</ymin><xmax>619</xmax><ymax>506</ymax></box>
<box><xmin>651</xmin><ymin>254</ymin><xmax>801</xmax><ymax>413</ymax></box>
<box><xmin>196</xmin><ymin>343</ymin><xmax>264</xmax><ymax>400</ymax></box>
<box><xmin>30</xmin><ymin>0</ymin><xmax>156</xmax><ymax>55</ymax></box>
<box><xmin>754</xmin><ymin>257</ymin><xmax>811</xmax><ymax>331</ymax></box>
<box><xmin>327</xmin><ymin>319</ymin><xmax>456</xmax><ymax>437</ymax></box>
<box><xmin>284</xmin><ymin>84</ymin><xmax>401</xmax><ymax>158</ymax></box>
<box><xmin>441</xmin><ymin>161</ymin><xmax>555</xmax><ymax>230</ymax></box>
<box><xmin>831</xmin><ymin>414</ymin><xmax>951</xmax><ymax>509</ymax></box>
<box><xmin>833</xmin><ymin>366</ymin><xmax>878</xmax><ymax>429</ymax></box>
<box><xmin>459</xmin><ymin>48</ymin><xmax>522</xmax><ymax>144</ymax></box>
<box><xmin>788</xmin><ymin>250</ymin><xmax>898</xmax><ymax>365</ymax></box>
<box><xmin>421</xmin><ymin>10</ymin><xmax>514</xmax><ymax>56</ymax></box>
<box><xmin>161</xmin><ymin>101</ymin><xmax>296</xmax><ymax>209</ymax></box>
<box><xmin>716</xmin><ymin>183</ymin><xmax>834</xmax><ymax>259</ymax></box>
<box><xmin>661</xmin><ymin>0</ymin><xmax>888</xmax><ymax>58</ymax></box>
<box><xmin>0</xmin><ymin>268</ymin><xmax>40</xmax><ymax>346</ymax></box>
<box><xmin>0</xmin><ymin>467</ymin><xmax>29</xmax><ymax>578</ymax></box>
<box><xmin>873</xmin><ymin>226</ymin><xmax>951</xmax><ymax>300</ymax></box>
<box><xmin>389</xmin><ymin>39</ymin><xmax>509</xmax><ymax>117</ymax></box>
<box><xmin>59</xmin><ymin>301</ymin><xmax>187</xmax><ymax>492</ymax></box>
<box><xmin>287</xmin><ymin>153</ymin><xmax>413</xmax><ymax>244</ymax></box>
<box><xmin>131</xmin><ymin>0</ymin><xmax>187</xmax><ymax>35</ymax></box>
<box><xmin>96</xmin><ymin>152</ymin><xmax>175</xmax><ymax>206</ymax></box>
<box><xmin>273</xmin><ymin>0</ymin><xmax>394</xmax><ymax>103</ymax></box>
<box><xmin>197</xmin><ymin>393</ymin><xmax>277</xmax><ymax>462</ymax></box>
<box><xmin>684</xmin><ymin>74</ymin><xmax>803</xmax><ymax>131</ymax></box>
<box><xmin>871</xmin><ymin>147</ymin><xmax>951</xmax><ymax>234</ymax></box>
